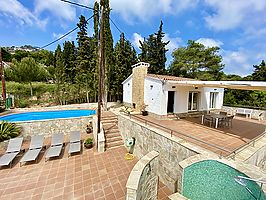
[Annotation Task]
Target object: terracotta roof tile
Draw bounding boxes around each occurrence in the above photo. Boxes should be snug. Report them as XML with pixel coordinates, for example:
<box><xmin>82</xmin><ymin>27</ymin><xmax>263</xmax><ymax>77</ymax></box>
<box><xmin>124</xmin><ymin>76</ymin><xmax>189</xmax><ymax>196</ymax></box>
<box><xmin>146</xmin><ymin>74</ymin><xmax>196</xmax><ymax>81</ymax></box>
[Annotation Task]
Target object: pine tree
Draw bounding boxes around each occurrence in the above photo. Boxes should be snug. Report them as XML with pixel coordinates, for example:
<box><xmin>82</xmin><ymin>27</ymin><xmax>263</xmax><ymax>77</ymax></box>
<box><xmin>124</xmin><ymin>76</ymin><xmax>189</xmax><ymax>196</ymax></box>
<box><xmin>139</xmin><ymin>21</ymin><xmax>169</xmax><ymax>74</ymax></box>
<box><xmin>169</xmin><ymin>40</ymin><xmax>224</xmax><ymax>80</ymax></box>
<box><xmin>252</xmin><ymin>60</ymin><xmax>266</xmax><ymax>81</ymax></box>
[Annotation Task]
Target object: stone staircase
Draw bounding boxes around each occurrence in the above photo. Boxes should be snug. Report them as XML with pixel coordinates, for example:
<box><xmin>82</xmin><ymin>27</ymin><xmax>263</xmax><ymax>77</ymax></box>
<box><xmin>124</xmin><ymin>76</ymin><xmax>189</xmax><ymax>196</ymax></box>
<box><xmin>102</xmin><ymin>111</ymin><xmax>124</xmax><ymax>150</ymax></box>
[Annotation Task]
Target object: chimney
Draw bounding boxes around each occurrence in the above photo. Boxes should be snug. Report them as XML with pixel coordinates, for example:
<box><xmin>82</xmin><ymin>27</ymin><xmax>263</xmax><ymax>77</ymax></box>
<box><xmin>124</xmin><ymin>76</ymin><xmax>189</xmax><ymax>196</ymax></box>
<box><xmin>132</xmin><ymin>62</ymin><xmax>150</xmax><ymax>112</ymax></box>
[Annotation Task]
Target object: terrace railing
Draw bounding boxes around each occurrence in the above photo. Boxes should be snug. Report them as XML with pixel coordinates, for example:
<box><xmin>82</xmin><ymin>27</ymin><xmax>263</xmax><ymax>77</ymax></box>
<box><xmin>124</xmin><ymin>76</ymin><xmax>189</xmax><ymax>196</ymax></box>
<box><xmin>228</xmin><ymin>130</ymin><xmax>266</xmax><ymax>160</ymax></box>
<box><xmin>128</xmin><ymin>113</ymin><xmax>232</xmax><ymax>157</ymax></box>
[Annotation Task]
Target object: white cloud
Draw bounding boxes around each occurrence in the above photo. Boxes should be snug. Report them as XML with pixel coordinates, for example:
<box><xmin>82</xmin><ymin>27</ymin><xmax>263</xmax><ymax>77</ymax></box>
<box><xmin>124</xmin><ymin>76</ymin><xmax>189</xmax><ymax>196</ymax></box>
<box><xmin>163</xmin><ymin>34</ymin><xmax>182</xmax><ymax>52</ymax></box>
<box><xmin>0</xmin><ymin>0</ymin><xmax>46</xmax><ymax>28</ymax></box>
<box><xmin>132</xmin><ymin>33</ymin><xmax>144</xmax><ymax>49</ymax></box>
<box><xmin>221</xmin><ymin>48</ymin><xmax>265</xmax><ymax>76</ymax></box>
<box><xmin>34</xmin><ymin>0</ymin><xmax>76</xmax><ymax>21</ymax></box>
<box><xmin>196</xmin><ymin>38</ymin><xmax>223</xmax><ymax>47</ymax></box>
<box><xmin>110</xmin><ymin>0</ymin><xmax>199</xmax><ymax>23</ymax></box>
<box><xmin>222</xmin><ymin>50</ymin><xmax>250</xmax><ymax>76</ymax></box>
<box><xmin>204</xmin><ymin>0</ymin><xmax>266</xmax><ymax>31</ymax></box>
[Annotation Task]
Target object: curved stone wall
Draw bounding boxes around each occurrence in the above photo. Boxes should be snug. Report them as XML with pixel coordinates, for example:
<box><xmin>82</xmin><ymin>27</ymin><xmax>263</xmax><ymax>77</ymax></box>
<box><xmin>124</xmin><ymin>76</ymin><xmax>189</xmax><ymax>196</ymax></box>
<box><xmin>126</xmin><ymin>151</ymin><xmax>159</xmax><ymax>200</ymax></box>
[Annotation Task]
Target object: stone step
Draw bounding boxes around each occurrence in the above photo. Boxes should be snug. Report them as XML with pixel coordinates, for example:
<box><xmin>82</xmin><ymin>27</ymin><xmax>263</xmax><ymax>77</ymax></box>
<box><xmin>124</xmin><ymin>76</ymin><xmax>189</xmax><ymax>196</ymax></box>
<box><xmin>105</xmin><ymin>132</ymin><xmax>121</xmax><ymax>138</ymax></box>
<box><xmin>106</xmin><ymin>136</ymin><xmax>123</xmax><ymax>143</ymax></box>
<box><xmin>101</xmin><ymin>119</ymin><xmax>118</xmax><ymax>124</ymax></box>
<box><xmin>105</xmin><ymin>140</ymin><xmax>124</xmax><ymax>149</ymax></box>
<box><xmin>102</xmin><ymin>113</ymin><xmax>117</xmax><ymax>118</ymax></box>
<box><xmin>104</xmin><ymin>126</ymin><xmax>119</xmax><ymax>134</ymax></box>
<box><xmin>101</xmin><ymin>115</ymin><xmax>117</xmax><ymax>120</ymax></box>
<box><xmin>103</xmin><ymin>123</ymin><xmax>118</xmax><ymax>129</ymax></box>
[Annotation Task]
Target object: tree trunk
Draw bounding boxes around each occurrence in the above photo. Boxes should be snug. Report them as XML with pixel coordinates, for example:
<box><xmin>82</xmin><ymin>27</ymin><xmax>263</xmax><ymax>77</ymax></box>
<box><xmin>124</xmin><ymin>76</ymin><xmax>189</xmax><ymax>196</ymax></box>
<box><xmin>29</xmin><ymin>82</ymin><xmax>33</xmax><ymax>96</ymax></box>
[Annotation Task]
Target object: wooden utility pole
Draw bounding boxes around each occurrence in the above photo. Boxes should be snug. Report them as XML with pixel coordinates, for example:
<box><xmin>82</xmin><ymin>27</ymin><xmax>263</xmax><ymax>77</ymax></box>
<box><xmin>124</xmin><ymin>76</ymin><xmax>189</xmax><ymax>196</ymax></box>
<box><xmin>0</xmin><ymin>48</ymin><xmax>6</xmax><ymax>102</ymax></box>
<box><xmin>97</xmin><ymin>1</ymin><xmax>105</xmax><ymax>134</ymax></box>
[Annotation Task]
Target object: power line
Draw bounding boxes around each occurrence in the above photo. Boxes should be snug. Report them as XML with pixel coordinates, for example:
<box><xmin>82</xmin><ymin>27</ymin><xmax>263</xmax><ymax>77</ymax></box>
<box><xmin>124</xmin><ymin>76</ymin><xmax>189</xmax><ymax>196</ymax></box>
<box><xmin>109</xmin><ymin>16</ymin><xmax>137</xmax><ymax>49</ymax></box>
<box><xmin>40</xmin><ymin>14</ymin><xmax>95</xmax><ymax>49</ymax></box>
<box><xmin>60</xmin><ymin>0</ymin><xmax>94</xmax><ymax>10</ymax></box>
<box><xmin>109</xmin><ymin>17</ymin><xmax>124</xmax><ymax>36</ymax></box>
<box><xmin>41</xmin><ymin>27</ymin><xmax>78</xmax><ymax>49</ymax></box>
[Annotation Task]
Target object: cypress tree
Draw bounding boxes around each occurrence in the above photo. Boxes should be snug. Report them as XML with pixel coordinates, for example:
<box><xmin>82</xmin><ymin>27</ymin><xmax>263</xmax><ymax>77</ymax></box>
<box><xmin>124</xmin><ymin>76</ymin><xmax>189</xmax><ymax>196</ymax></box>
<box><xmin>54</xmin><ymin>45</ymin><xmax>66</xmax><ymax>104</ymax></box>
<box><xmin>139</xmin><ymin>21</ymin><xmax>169</xmax><ymax>74</ymax></box>
<box><xmin>62</xmin><ymin>41</ymin><xmax>76</xmax><ymax>83</ymax></box>
<box><xmin>93</xmin><ymin>1</ymin><xmax>100</xmax><ymax>102</ymax></box>
<box><xmin>76</xmin><ymin>15</ymin><xmax>98</xmax><ymax>102</ymax></box>
<box><xmin>113</xmin><ymin>33</ymin><xmax>137</xmax><ymax>100</ymax></box>
<box><xmin>102</xmin><ymin>0</ymin><xmax>114</xmax><ymax>104</ymax></box>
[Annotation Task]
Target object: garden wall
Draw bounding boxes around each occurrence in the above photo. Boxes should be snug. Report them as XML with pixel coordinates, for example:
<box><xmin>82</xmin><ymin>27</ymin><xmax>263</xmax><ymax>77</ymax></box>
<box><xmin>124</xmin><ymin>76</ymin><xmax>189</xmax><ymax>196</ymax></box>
<box><xmin>126</xmin><ymin>151</ymin><xmax>159</xmax><ymax>200</ymax></box>
<box><xmin>17</xmin><ymin>116</ymin><xmax>92</xmax><ymax>137</ymax></box>
<box><xmin>118</xmin><ymin>114</ymin><xmax>213</xmax><ymax>192</ymax></box>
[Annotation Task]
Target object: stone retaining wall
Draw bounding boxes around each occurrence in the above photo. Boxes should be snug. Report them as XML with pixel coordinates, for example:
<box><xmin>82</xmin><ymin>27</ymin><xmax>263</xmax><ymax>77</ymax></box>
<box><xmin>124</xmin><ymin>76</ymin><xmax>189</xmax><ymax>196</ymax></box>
<box><xmin>126</xmin><ymin>151</ymin><xmax>159</xmax><ymax>200</ymax></box>
<box><xmin>118</xmin><ymin>114</ymin><xmax>214</xmax><ymax>192</ymax></box>
<box><xmin>17</xmin><ymin>116</ymin><xmax>92</xmax><ymax>137</ymax></box>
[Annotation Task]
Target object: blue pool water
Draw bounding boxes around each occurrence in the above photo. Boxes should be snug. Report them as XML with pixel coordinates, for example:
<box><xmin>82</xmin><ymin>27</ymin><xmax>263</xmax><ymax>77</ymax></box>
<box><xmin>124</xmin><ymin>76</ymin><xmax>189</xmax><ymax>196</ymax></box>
<box><xmin>0</xmin><ymin>109</ymin><xmax>96</xmax><ymax>122</ymax></box>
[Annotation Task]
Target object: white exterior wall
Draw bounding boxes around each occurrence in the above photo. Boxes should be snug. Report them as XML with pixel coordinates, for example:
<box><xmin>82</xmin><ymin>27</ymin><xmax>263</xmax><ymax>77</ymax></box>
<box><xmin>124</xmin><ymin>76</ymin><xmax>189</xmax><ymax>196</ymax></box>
<box><xmin>122</xmin><ymin>77</ymin><xmax>132</xmax><ymax>104</ymax></box>
<box><xmin>202</xmin><ymin>87</ymin><xmax>224</xmax><ymax>110</ymax></box>
<box><xmin>163</xmin><ymin>84</ymin><xmax>224</xmax><ymax>114</ymax></box>
<box><xmin>144</xmin><ymin>78</ymin><xmax>167</xmax><ymax>115</ymax></box>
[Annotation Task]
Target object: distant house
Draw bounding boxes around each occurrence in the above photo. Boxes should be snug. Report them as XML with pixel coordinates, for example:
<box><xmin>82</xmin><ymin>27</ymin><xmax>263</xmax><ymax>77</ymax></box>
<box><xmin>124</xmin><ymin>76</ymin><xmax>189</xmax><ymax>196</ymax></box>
<box><xmin>122</xmin><ymin>62</ymin><xmax>266</xmax><ymax>117</ymax></box>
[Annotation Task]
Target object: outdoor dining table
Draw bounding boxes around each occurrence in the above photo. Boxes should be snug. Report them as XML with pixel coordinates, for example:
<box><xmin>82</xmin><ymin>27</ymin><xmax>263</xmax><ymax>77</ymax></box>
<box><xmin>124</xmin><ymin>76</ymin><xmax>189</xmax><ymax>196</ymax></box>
<box><xmin>201</xmin><ymin>113</ymin><xmax>227</xmax><ymax>128</ymax></box>
<box><xmin>210</xmin><ymin>113</ymin><xmax>227</xmax><ymax>128</ymax></box>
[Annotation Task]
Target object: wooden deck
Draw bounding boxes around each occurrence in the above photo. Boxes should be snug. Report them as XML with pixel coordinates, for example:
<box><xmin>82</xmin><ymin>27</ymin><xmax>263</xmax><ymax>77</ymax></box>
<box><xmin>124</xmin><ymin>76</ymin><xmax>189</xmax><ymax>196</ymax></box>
<box><xmin>132</xmin><ymin>114</ymin><xmax>266</xmax><ymax>156</ymax></box>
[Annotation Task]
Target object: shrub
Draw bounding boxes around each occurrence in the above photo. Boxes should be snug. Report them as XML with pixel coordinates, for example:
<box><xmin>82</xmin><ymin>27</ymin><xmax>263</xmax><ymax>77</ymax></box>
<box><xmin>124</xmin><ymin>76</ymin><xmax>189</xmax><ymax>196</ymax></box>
<box><xmin>16</xmin><ymin>98</ymin><xmax>30</xmax><ymax>108</ymax></box>
<box><xmin>0</xmin><ymin>121</ymin><xmax>21</xmax><ymax>142</ymax></box>
<box><xmin>84</xmin><ymin>137</ymin><xmax>93</xmax><ymax>145</ymax></box>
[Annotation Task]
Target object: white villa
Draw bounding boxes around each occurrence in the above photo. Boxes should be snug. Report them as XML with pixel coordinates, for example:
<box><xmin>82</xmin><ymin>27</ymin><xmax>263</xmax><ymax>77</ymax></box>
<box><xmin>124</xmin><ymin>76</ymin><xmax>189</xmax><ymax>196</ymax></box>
<box><xmin>122</xmin><ymin>62</ymin><xmax>266</xmax><ymax>116</ymax></box>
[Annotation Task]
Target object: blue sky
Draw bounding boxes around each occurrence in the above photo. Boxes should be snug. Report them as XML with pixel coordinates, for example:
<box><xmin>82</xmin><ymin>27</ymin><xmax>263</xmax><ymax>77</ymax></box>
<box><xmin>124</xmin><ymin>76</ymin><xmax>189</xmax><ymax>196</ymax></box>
<box><xmin>0</xmin><ymin>0</ymin><xmax>266</xmax><ymax>76</ymax></box>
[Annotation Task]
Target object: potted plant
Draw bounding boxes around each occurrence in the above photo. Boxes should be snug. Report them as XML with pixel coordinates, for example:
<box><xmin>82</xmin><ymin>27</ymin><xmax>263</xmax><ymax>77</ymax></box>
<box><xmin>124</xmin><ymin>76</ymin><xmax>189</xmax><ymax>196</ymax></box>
<box><xmin>84</xmin><ymin>137</ymin><xmax>93</xmax><ymax>149</ymax></box>
<box><xmin>86</xmin><ymin>123</ymin><xmax>92</xmax><ymax>134</ymax></box>
<box><xmin>141</xmin><ymin>104</ymin><xmax>148</xmax><ymax>116</ymax></box>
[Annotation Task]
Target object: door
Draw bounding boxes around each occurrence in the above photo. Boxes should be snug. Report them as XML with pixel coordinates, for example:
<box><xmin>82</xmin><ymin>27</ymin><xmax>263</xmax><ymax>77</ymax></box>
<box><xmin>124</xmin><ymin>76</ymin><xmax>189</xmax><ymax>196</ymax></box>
<box><xmin>188</xmin><ymin>92</ymin><xmax>199</xmax><ymax>111</ymax></box>
<box><xmin>167</xmin><ymin>91</ymin><xmax>175</xmax><ymax>113</ymax></box>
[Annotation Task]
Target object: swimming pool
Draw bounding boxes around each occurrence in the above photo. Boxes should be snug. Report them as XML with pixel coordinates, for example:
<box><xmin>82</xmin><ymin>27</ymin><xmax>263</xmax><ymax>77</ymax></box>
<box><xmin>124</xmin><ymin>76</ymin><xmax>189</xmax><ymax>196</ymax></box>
<box><xmin>0</xmin><ymin>109</ymin><xmax>96</xmax><ymax>122</ymax></box>
<box><xmin>183</xmin><ymin>160</ymin><xmax>266</xmax><ymax>200</ymax></box>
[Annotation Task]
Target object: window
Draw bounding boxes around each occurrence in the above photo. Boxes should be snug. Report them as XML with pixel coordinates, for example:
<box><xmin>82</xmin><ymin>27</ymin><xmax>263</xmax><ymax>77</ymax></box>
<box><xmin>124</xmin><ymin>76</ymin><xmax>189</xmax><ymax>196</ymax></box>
<box><xmin>209</xmin><ymin>92</ymin><xmax>218</xmax><ymax>109</ymax></box>
<box><xmin>188</xmin><ymin>92</ymin><xmax>199</xmax><ymax>111</ymax></box>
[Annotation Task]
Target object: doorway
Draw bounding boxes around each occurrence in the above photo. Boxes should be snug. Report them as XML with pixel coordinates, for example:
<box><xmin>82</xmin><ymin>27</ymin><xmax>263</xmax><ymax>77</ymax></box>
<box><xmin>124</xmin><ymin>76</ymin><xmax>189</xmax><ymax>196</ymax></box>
<box><xmin>167</xmin><ymin>91</ymin><xmax>175</xmax><ymax>113</ymax></box>
<box><xmin>188</xmin><ymin>92</ymin><xmax>199</xmax><ymax>111</ymax></box>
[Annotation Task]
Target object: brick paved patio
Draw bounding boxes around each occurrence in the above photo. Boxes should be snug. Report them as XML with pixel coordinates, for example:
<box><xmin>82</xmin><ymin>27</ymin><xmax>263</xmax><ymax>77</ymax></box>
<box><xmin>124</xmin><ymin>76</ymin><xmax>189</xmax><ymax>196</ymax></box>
<box><xmin>0</xmin><ymin>145</ymin><xmax>171</xmax><ymax>200</ymax></box>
